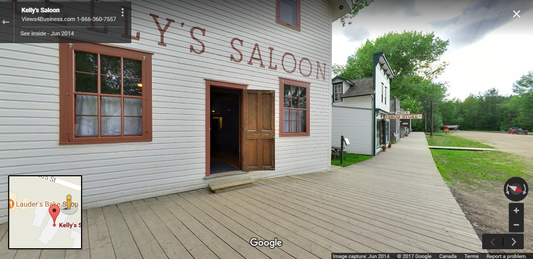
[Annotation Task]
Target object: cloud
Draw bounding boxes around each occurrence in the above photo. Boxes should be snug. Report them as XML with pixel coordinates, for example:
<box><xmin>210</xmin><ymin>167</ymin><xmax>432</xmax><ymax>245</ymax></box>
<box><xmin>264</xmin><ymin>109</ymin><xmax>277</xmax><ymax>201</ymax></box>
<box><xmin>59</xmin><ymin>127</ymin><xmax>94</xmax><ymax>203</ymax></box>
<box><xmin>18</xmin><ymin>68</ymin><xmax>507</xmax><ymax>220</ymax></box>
<box><xmin>429</xmin><ymin>0</ymin><xmax>533</xmax><ymax>48</ymax></box>
<box><xmin>342</xmin><ymin>26</ymin><xmax>371</xmax><ymax>42</ymax></box>
<box><xmin>362</xmin><ymin>0</ymin><xmax>421</xmax><ymax>17</ymax></box>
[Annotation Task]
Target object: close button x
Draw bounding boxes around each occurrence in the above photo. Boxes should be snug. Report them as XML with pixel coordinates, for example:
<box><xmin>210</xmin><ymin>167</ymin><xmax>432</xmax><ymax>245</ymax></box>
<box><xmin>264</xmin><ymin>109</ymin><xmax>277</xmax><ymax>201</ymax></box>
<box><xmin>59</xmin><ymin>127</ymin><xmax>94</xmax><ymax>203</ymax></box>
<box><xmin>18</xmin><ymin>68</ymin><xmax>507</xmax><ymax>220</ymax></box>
<box><xmin>513</xmin><ymin>10</ymin><xmax>520</xmax><ymax>18</ymax></box>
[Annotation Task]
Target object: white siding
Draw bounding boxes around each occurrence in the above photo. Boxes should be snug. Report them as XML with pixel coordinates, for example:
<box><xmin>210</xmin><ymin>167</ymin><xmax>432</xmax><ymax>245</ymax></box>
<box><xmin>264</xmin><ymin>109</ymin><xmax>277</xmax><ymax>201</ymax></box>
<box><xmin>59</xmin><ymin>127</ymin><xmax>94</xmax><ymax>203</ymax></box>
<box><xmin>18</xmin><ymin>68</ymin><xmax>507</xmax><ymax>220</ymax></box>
<box><xmin>333</xmin><ymin>95</ymin><xmax>372</xmax><ymax>109</ymax></box>
<box><xmin>331</xmin><ymin>107</ymin><xmax>372</xmax><ymax>155</ymax></box>
<box><xmin>0</xmin><ymin>0</ymin><xmax>333</xmax><ymax>223</ymax></box>
<box><xmin>375</xmin><ymin>63</ymin><xmax>390</xmax><ymax>112</ymax></box>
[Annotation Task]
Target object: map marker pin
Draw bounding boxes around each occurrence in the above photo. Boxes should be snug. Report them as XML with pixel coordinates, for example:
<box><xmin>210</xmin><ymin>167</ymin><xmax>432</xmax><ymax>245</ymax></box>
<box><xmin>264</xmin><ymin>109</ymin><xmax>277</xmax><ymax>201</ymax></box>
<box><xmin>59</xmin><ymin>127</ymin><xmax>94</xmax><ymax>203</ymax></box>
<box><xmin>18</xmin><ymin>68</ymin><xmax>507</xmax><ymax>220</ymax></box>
<box><xmin>49</xmin><ymin>204</ymin><xmax>60</xmax><ymax>227</ymax></box>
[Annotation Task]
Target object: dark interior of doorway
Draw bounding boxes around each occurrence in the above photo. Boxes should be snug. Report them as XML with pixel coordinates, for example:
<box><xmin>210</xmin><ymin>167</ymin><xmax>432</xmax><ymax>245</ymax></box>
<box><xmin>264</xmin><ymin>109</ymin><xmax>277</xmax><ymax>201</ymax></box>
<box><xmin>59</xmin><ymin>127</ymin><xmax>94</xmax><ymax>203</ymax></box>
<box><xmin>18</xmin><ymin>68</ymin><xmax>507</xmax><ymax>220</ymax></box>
<box><xmin>210</xmin><ymin>87</ymin><xmax>240</xmax><ymax>174</ymax></box>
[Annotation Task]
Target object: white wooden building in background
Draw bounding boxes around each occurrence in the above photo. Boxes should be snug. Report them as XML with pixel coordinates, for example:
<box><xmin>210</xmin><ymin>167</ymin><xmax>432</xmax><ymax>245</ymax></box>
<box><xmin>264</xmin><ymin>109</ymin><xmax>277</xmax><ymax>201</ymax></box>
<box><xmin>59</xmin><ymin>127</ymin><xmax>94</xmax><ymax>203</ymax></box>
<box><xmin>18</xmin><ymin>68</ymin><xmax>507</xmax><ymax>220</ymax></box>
<box><xmin>331</xmin><ymin>52</ymin><xmax>395</xmax><ymax>156</ymax></box>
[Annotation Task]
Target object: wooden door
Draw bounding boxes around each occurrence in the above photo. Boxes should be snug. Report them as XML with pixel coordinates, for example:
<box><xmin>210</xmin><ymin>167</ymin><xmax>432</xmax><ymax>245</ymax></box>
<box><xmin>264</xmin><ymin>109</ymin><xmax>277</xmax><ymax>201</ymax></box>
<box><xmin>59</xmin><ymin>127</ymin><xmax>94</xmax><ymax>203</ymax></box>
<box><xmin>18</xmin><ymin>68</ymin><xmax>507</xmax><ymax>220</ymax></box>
<box><xmin>241</xmin><ymin>90</ymin><xmax>275</xmax><ymax>171</ymax></box>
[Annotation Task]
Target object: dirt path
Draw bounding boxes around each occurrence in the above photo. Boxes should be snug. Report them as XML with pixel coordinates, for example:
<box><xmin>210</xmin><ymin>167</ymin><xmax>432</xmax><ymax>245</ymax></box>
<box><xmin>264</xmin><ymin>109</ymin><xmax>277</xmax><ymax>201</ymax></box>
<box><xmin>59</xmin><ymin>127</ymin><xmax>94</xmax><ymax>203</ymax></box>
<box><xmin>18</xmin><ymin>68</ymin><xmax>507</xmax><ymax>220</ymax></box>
<box><xmin>455</xmin><ymin>131</ymin><xmax>533</xmax><ymax>159</ymax></box>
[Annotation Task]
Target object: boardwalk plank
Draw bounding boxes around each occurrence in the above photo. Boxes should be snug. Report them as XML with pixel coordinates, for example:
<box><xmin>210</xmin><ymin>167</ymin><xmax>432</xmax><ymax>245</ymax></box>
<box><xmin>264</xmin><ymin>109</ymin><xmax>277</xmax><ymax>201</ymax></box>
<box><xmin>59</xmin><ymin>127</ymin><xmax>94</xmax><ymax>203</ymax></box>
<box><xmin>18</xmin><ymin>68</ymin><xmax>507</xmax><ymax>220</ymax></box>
<box><xmin>284</xmin><ymin>174</ymin><xmax>480</xmax><ymax>241</ymax></box>
<box><xmin>169</xmin><ymin>193</ymin><xmax>267</xmax><ymax>259</ymax></box>
<box><xmin>13</xmin><ymin>250</ymin><xmax>41</xmax><ymax>259</ymax></box>
<box><xmin>266</xmin><ymin>176</ymin><xmax>478</xmax><ymax>238</ymax></box>
<box><xmin>245</xmin><ymin>184</ymin><xmax>424</xmax><ymax>252</ymax></box>
<box><xmin>130</xmin><ymin>199</ymin><xmax>193</xmax><ymax>259</ymax></box>
<box><xmin>195</xmin><ymin>189</ymin><xmax>315</xmax><ymax>258</ymax></box>
<box><xmin>225</xmin><ymin>189</ymin><xmax>376</xmax><ymax>253</ymax></box>
<box><xmin>213</xmin><ymin>190</ymin><xmax>334</xmax><ymax>257</ymax></box>
<box><xmin>262</xmin><ymin>177</ymin><xmax>481</xmax><ymax>251</ymax></box>
<box><xmin>179</xmin><ymin>191</ymin><xmax>292</xmax><ymax>259</ymax></box>
<box><xmin>86</xmin><ymin>207</ymin><xmax>115</xmax><ymax>259</ymax></box>
<box><xmin>116</xmin><ymin>203</ymin><xmax>167</xmax><ymax>259</ymax></box>
<box><xmin>287</xmin><ymin>174</ymin><xmax>474</xmax><ymax>227</ymax></box>
<box><xmin>39</xmin><ymin>250</ymin><xmax>65</xmax><ymax>259</ymax></box>
<box><xmin>144</xmin><ymin>197</ymin><xmax>218</xmax><ymax>259</ymax></box>
<box><xmin>0</xmin><ymin>224</ymin><xmax>7</xmax><ymax>240</ymax></box>
<box><xmin>158</xmin><ymin>195</ymin><xmax>245</xmax><ymax>259</ymax></box>
<box><xmin>65</xmin><ymin>210</ymin><xmax>90</xmax><ymax>259</ymax></box>
<box><xmin>0</xmin><ymin>224</ymin><xmax>17</xmax><ymax>259</ymax></box>
<box><xmin>102</xmin><ymin>205</ymin><xmax>142</xmax><ymax>259</ymax></box>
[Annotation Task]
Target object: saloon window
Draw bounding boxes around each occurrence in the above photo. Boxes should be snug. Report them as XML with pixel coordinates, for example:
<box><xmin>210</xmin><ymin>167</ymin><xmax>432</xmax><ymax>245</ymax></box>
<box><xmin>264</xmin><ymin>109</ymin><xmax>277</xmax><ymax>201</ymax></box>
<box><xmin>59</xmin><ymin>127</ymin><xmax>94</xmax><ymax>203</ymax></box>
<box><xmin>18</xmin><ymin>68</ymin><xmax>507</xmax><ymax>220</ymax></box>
<box><xmin>279</xmin><ymin>78</ymin><xmax>309</xmax><ymax>136</ymax></box>
<box><xmin>59</xmin><ymin>43</ymin><xmax>153</xmax><ymax>144</ymax></box>
<box><xmin>276</xmin><ymin>0</ymin><xmax>300</xmax><ymax>31</ymax></box>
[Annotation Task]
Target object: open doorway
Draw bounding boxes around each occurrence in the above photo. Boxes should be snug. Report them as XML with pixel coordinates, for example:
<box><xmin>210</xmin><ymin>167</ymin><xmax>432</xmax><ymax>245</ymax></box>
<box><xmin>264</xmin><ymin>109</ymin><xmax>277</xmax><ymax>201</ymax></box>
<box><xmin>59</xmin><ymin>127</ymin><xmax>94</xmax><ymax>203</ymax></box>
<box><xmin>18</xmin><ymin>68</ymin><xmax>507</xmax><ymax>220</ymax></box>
<box><xmin>210</xmin><ymin>87</ymin><xmax>241</xmax><ymax>174</ymax></box>
<box><xmin>205</xmin><ymin>80</ymin><xmax>275</xmax><ymax>176</ymax></box>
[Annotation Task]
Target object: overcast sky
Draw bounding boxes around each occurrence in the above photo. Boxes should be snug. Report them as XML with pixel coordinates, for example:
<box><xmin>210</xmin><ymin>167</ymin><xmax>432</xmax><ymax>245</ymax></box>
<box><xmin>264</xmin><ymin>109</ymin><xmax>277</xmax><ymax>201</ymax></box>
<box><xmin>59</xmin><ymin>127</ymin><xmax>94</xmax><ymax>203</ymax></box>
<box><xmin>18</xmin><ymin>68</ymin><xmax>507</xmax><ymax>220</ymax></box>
<box><xmin>332</xmin><ymin>0</ymin><xmax>533</xmax><ymax>100</ymax></box>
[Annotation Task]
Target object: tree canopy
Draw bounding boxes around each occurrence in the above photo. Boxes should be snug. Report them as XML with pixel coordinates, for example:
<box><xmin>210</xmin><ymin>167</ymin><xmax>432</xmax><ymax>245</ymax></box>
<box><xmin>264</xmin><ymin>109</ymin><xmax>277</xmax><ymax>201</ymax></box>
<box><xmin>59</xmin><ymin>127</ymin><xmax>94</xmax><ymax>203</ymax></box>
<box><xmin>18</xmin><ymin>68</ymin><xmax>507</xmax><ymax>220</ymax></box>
<box><xmin>333</xmin><ymin>31</ymin><xmax>449</xmax><ymax>80</ymax></box>
<box><xmin>440</xmin><ymin>71</ymin><xmax>533</xmax><ymax>131</ymax></box>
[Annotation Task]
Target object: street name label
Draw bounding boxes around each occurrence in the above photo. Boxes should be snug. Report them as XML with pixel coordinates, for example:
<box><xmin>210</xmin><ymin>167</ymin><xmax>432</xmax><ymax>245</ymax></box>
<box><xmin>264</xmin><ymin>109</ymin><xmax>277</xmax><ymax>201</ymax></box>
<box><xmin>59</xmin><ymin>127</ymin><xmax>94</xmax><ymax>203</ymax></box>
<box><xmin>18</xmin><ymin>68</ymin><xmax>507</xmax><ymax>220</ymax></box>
<box><xmin>384</xmin><ymin>113</ymin><xmax>423</xmax><ymax>120</ymax></box>
<box><xmin>9</xmin><ymin>175</ymin><xmax>82</xmax><ymax>249</ymax></box>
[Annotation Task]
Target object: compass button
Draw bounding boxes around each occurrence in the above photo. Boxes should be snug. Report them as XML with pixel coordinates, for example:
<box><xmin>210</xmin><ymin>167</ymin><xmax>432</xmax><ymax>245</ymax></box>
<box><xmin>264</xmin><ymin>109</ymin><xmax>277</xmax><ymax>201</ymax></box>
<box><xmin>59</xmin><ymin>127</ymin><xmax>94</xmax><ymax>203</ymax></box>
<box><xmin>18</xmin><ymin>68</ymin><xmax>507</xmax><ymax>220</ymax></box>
<box><xmin>504</xmin><ymin>177</ymin><xmax>528</xmax><ymax>202</ymax></box>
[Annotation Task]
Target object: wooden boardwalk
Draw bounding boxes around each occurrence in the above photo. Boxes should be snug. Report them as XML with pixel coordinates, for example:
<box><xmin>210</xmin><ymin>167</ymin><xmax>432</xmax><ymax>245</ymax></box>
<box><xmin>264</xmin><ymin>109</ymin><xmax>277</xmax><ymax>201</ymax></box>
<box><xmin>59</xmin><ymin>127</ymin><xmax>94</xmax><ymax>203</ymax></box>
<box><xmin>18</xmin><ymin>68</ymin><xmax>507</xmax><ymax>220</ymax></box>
<box><xmin>0</xmin><ymin>133</ymin><xmax>485</xmax><ymax>258</ymax></box>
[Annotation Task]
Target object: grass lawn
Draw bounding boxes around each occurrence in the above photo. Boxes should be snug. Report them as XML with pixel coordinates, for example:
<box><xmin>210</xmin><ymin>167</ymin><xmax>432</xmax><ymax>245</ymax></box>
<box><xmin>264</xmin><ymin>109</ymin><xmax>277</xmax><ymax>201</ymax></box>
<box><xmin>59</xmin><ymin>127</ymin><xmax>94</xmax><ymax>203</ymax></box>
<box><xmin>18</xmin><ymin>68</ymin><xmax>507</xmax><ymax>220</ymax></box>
<box><xmin>431</xmin><ymin>149</ymin><xmax>533</xmax><ymax>189</ymax></box>
<box><xmin>426</xmin><ymin>134</ymin><xmax>493</xmax><ymax>148</ymax></box>
<box><xmin>331</xmin><ymin>153</ymin><xmax>372</xmax><ymax>167</ymax></box>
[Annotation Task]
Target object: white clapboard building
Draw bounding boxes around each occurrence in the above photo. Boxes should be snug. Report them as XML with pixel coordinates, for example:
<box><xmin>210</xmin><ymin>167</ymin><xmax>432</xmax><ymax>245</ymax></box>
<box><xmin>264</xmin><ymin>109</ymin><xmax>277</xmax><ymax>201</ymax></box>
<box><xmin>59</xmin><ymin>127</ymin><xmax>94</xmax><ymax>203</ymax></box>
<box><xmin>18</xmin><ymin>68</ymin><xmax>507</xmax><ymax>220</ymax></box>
<box><xmin>331</xmin><ymin>52</ymin><xmax>395</xmax><ymax>155</ymax></box>
<box><xmin>0</xmin><ymin>0</ymin><xmax>354</xmax><ymax>223</ymax></box>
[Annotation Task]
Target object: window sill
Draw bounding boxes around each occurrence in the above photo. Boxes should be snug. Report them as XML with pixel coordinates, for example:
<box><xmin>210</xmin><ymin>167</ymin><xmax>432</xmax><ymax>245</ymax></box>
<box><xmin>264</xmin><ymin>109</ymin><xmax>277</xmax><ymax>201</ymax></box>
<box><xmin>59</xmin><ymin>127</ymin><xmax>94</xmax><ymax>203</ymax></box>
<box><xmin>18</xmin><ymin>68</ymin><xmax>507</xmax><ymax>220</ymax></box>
<box><xmin>276</xmin><ymin>20</ymin><xmax>301</xmax><ymax>31</ymax></box>
<box><xmin>279</xmin><ymin>133</ymin><xmax>310</xmax><ymax>137</ymax></box>
<box><xmin>59</xmin><ymin>136</ymin><xmax>152</xmax><ymax>145</ymax></box>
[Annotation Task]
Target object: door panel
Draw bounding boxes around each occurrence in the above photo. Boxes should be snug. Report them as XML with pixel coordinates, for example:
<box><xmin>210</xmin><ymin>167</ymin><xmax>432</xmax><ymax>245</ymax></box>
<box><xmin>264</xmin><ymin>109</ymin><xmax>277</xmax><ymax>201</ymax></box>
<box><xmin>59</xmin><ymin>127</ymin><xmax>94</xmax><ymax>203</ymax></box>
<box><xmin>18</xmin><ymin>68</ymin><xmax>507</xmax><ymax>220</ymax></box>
<box><xmin>242</xmin><ymin>90</ymin><xmax>275</xmax><ymax>171</ymax></box>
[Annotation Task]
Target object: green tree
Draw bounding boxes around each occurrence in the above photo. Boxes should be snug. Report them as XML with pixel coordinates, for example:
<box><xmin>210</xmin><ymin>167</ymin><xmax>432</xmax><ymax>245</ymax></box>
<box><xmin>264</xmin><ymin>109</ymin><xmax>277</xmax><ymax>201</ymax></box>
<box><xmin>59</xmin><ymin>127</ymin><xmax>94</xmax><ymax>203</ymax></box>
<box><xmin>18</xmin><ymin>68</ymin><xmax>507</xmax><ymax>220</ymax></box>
<box><xmin>513</xmin><ymin>70</ymin><xmax>533</xmax><ymax>95</ymax></box>
<box><xmin>340</xmin><ymin>0</ymin><xmax>374</xmax><ymax>26</ymax></box>
<box><xmin>333</xmin><ymin>31</ymin><xmax>449</xmax><ymax>81</ymax></box>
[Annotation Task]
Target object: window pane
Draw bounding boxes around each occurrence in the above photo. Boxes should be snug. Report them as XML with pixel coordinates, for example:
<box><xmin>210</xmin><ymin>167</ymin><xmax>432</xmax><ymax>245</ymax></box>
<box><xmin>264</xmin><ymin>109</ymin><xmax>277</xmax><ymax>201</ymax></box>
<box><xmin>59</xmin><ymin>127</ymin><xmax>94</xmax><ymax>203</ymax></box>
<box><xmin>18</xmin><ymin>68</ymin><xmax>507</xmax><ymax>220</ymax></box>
<box><xmin>124</xmin><ymin>117</ymin><xmax>142</xmax><ymax>135</ymax></box>
<box><xmin>291</xmin><ymin>85</ymin><xmax>298</xmax><ymax>98</ymax></box>
<box><xmin>292</xmin><ymin>97</ymin><xmax>298</xmax><ymax>108</ymax></box>
<box><xmin>300</xmin><ymin>110</ymin><xmax>306</xmax><ymax>132</ymax></box>
<box><xmin>283</xmin><ymin>97</ymin><xmax>290</xmax><ymax>108</ymax></box>
<box><xmin>284</xmin><ymin>109</ymin><xmax>290</xmax><ymax>120</ymax></box>
<box><xmin>291</xmin><ymin>110</ymin><xmax>298</xmax><ymax>121</ymax></box>
<box><xmin>100</xmin><ymin>55</ymin><xmax>121</xmax><ymax>76</ymax></box>
<box><xmin>75</xmin><ymin>95</ymin><xmax>97</xmax><ymax>115</ymax></box>
<box><xmin>75</xmin><ymin>73</ymin><xmax>97</xmax><ymax>93</ymax></box>
<box><xmin>281</xmin><ymin>0</ymin><xmax>297</xmax><ymax>25</ymax></box>
<box><xmin>124</xmin><ymin>98</ymin><xmax>142</xmax><ymax>116</ymax></box>
<box><xmin>75</xmin><ymin>51</ymin><xmax>97</xmax><ymax>73</ymax></box>
<box><xmin>124</xmin><ymin>78</ymin><xmax>142</xmax><ymax>96</ymax></box>
<box><xmin>291</xmin><ymin>121</ymin><xmax>297</xmax><ymax>132</ymax></box>
<box><xmin>284</xmin><ymin>85</ymin><xmax>291</xmax><ymax>98</ymax></box>
<box><xmin>101</xmin><ymin>75</ymin><xmax>121</xmax><ymax>94</ymax></box>
<box><xmin>101</xmin><ymin>117</ymin><xmax>121</xmax><ymax>135</ymax></box>
<box><xmin>299</xmin><ymin>87</ymin><xmax>306</xmax><ymax>108</ymax></box>
<box><xmin>101</xmin><ymin>97</ymin><xmax>121</xmax><ymax>116</ymax></box>
<box><xmin>283</xmin><ymin>120</ymin><xmax>290</xmax><ymax>132</ymax></box>
<box><xmin>124</xmin><ymin>58</ymin><xmax>142</xmax><ymax>78</ymax></box>
<box><xmin>75</xmin><ymin>116</ymin><xmax>97</xmax><ymax>136</ymax></box>
<box><xmin>299</xmin><ymin>97</ymin><xmax>306</xmax><ymax>108</ymax></box>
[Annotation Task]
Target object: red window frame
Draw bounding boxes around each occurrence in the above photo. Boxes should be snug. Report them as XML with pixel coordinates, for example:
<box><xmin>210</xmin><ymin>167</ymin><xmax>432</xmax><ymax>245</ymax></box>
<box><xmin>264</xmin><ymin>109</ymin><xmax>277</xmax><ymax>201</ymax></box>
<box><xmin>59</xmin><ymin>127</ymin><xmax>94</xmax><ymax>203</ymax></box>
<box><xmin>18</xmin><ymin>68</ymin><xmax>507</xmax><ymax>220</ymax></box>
<box><xmin>59</xmin><ymin>43</ymin><xmax>153</xmax><ymax>144</ymax></box>
<box><xmin>276</xmin><ymin>0</ymin><xmax>301</xmax><ymax>31</ymax></box>
<box><xmin>279</xmin><ymin>78</ymin><xmax>310</xmax><ymax>137</ymax></box>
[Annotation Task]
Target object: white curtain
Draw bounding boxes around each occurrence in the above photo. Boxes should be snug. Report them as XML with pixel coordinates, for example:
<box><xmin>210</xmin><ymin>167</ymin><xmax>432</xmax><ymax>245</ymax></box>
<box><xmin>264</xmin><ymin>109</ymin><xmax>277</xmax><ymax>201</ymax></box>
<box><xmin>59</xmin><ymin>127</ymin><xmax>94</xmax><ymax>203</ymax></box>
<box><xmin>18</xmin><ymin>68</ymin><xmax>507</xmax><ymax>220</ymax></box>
<box><xmin>124</xmin><ymin>98</ymin><xmax>142</xmax><ymax>135</ymax></box>
<box><xmin>75</xmin><ymin>95</ymin><xmax>97</xmax><ymax>136</ymax></box>
<box><xmin>75</xmin><ymin>95</ymin><xmax>142</xmax><ymax>136</ymax></box>
<box><xmin>101</xmin><ymin>97</ymin><xmax>121</xmax><ymax>135</ymax></box>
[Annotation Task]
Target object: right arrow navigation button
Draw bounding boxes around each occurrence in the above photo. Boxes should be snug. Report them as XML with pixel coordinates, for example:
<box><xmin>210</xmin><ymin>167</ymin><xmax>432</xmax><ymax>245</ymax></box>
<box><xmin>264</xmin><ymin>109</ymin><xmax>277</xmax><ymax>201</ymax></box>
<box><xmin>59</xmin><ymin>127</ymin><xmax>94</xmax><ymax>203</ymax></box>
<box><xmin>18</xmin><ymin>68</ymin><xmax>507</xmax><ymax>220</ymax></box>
<box><xmin>503</xmin><ymin>234</ymin><xmax>523</xmax><ymax>249</ymax></box>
